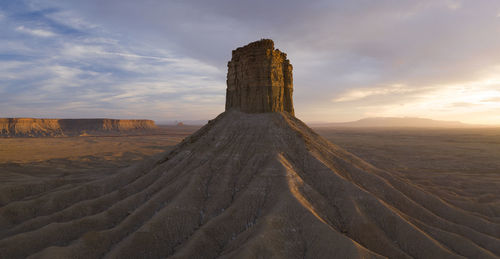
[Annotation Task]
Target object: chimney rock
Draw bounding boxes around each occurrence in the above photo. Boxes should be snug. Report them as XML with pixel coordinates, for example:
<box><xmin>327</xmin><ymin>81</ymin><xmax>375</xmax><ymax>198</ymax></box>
<box><xmin>225</xmin><ymin>39</ymin><xmax>294</xmax><ymax>115</ymax></box>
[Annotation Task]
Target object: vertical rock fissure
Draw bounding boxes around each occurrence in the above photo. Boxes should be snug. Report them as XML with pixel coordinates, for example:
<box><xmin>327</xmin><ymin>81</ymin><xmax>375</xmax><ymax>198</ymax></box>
<box><xmin>225</xmin><ymin>39</ymin><xmax>295</xmax><ymax>115</ymax></box>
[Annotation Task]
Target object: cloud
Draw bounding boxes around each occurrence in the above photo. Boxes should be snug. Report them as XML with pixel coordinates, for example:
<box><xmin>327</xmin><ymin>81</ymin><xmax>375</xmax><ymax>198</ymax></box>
<box><xmin>445</xmin><ymin>0</ymin><xmax>462</xmax><ymax>10</ymax></box>
<box><xmin>16</xmin><ymin>25</ymin><xmax>56</xmax><ymax>37</ymax></box>
<box><xmin>349</xmin><ymin>77</ymin><xmax>500</xmax><ymax>123</ymax></box>
<box><xmin>332</xmin><ymin>84</ymin><xmax>420</xmax><ymax>102</ymax></box>
<box><xmin>0</xmin><ymin>0</ymin><xmax>227</xmax><ymax>121</ymax></box>
<box><xmin>2</xmin><ymin>0</ymin><xmax>500</xmax><ymax>124</ymax></box>
<box><xmin>482</xmin><ymin>97</ymin><xmax>500</xmax><ymax>102</ymax></box>
<box><xmin>450</xmin><ymin>102</ymin><xmax>478</xmax><ymax>107</ymax></box>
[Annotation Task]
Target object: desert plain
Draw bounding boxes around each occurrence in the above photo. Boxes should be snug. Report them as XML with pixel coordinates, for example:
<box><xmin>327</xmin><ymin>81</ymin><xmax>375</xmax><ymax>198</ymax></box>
<box><xmin>0</xmin><ymin>125</ymin><xmax>198</xmax><ymax>207</ymax></box>
<box><xmin>2</xmin><ymin>126</ymin><xmax>498</xmax><ymax>221</ymax></box>
<box><xmin>315</xmin><ymin>127</ymin><xmax>500</xmax><ymax>219</ymax></box>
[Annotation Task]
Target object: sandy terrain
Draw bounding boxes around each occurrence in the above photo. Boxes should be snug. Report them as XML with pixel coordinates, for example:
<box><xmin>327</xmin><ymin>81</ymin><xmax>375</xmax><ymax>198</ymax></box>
<box><xmin>0</xmin><ymin>112</ymin><xmax>498</xmax><ymax>258</ymax></box>
<box><xmin>0</xmin><ymin>126</ymin><xmax>198</xmax><ymax>207</ymax></box>
<box><xmin>316</xmin><ymin>127</ymin><xmax>500</xmax><ymax>219</ymax></box>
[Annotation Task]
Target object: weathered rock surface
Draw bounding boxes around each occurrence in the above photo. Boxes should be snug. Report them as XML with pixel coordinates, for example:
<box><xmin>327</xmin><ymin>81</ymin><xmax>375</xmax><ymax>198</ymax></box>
<box><xmin>0</xmin><ymin>118</ymin><xmax>157</xmax><ymax>137</ymax></box>
<box><xmin>225</xmin><ymin>39</ymin><xmax>294</xmax><ymax>115</ymax></box>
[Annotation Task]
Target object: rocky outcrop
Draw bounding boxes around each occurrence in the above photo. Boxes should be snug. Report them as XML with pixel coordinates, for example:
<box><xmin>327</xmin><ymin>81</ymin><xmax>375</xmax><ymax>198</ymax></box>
<box><xmin>58</xmin><ymin>119</ymin><xmax>157</xmax><ymax>133</ymax></box>
<box><xmin>225</xmin><ymin>39</ymin><xmax>294</xmax><ymax>115</ymax></box>
<box><xmin>0</xmin><ymin>118</ymin><xmax>63</xmax><ymax>137</ymax></box>
<box><xmin>0</xmin><ymin>118</ymin><xmax>157</xmax><ymax>137</ymax></box>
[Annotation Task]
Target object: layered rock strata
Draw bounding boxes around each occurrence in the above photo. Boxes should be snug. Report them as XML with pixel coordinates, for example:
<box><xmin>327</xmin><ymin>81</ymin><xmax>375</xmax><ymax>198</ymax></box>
<box><xmin>225</xmin><ymin>39</ymin><xmax>294</xmax><ymax>115</ymax></box>
<box><xmin>0</xmin><ymin>118</ymin><xmax>157</xmax><ymax>137</ymax></box>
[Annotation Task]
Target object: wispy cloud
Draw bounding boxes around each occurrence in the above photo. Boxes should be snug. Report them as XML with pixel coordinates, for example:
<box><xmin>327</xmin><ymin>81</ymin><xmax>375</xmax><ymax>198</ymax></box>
<box><xmin>445</xmin><ymin>0</ymin><xmax>462</xmax><ymax>10</ymax></box>
<box><xmin>2</xmin><ymin>0</ymin><xmax>500</xmax><ymax>124</ymax></box>
<box><xmin>482</xmin><ymin>97</ymin><xmax>500</xmax><ymax>102</ymax></box>
<box><xmin>352</xmin><ymin>76</ymin><xmax>500</xmax><ymax>124</ymax></box>
<box><xmin>450</xmin><ymin>102</ymin><xmax>478</xmax><ymax>107</ymax></box>
<box><xmin>332</xmin><ymin>84</ymin><xmax>420</xmax><ymax>102</ymax></box>
<box><xmin>0</xmin><ymin>1</ymin><xmax>226</xmax><ymax>121</ymax></box>
<box><xmin>16</xmin><ymin>25</ymin><xmax>56</xmax><ymax>37</ymax></box>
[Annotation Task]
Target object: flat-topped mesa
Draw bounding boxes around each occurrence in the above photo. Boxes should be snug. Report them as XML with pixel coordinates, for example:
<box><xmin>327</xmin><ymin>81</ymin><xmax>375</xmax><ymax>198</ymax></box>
<box><xmin>0</xmin><ymin>118</ymin><xmax>157</xmax><ymax>137</ymax></box>
<box><xmin>225</xmin><ymin>39</ymin><xmax>294</xmax><ymax>115</ymax></box>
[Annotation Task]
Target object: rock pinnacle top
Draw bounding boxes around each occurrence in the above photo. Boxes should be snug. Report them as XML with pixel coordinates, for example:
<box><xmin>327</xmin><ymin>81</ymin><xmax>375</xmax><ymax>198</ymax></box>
<box><xmin>225</xmin><ymin>39</ymin><xmax>294</xmax><ymax>115</ymax></box>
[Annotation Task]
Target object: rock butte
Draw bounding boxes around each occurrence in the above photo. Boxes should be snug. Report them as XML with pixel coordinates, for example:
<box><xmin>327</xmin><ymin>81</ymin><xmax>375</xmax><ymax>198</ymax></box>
<box><xmin>0</xmin><ymin>118</ymin><xmax>157</xmax><ymax>137</ymax></box>
<box><xmin>226</xmin><ymin>39</ymin><xmax>294</xmax><ymax>115</ymax></box>
<box><xmin>0</xmin><ymin>40</ymin><xmax>498</xmax><ymax>259</ymax></box>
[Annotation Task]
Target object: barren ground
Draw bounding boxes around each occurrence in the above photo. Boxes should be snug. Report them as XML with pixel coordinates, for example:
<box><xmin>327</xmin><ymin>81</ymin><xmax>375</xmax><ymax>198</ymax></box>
<box><xmin>2</xmin><ymin>126</ymin><xmax>498</xmax><ymax>208</ymax></box>
<box><xmin>1</xmin><ymin>126</ymin><xmax>499</xmax><ymax>211</ymax></box>
<box><xmin>0</xmin><ymin>125</ymin><xmax>198</xmax><ymax>206</ymax></box>
<box><xmin>315</xmin><ymin>127</ymin><xmax>500</xmax><ymax>212</ymax></box>
<box><xmin>0</xmin><ymin>123</ymin><xmax>499</xmax><ymax>258</ymax></box>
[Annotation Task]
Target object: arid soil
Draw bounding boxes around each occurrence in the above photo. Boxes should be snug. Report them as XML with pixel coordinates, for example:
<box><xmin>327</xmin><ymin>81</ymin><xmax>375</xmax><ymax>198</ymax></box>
<box><xmin>315</xmin><ymin>127</ymin><xmax>500</xmax><ymax>223</ymax></box>
<box><xmin>0</xmin><ymin>125</ymin><xmax>197</xmax><ymax>208</ymax></box>
<box><xmin>0</xmin><ymin>112</ymin><xmax>498</xmax><ymax>258</ymax></box>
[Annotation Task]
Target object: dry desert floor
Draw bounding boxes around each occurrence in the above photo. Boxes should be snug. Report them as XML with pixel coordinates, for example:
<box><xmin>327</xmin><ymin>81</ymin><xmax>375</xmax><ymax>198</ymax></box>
<box><xmin>1</xmin><ymin>126</ymin><xmax>499</xmax><ymax>220</ymax></box>
<box><xmin>315</xmin><ymin>127</ymin><xmax>500</xmax><ymax>217</ymax></box>
<box><xmin>2</xmin><ymin>126</ymin><xmax>497</xmax><ymax>214</ymax></box>
<box><xmin>0</xmin><ymin>125</ymin><xmax>198</xmax><ymax>206</ymax></box>
<box><xmin>0</xmin><ymin>124</ymin><xmax>499</xmax><ymax>258</ymax></box>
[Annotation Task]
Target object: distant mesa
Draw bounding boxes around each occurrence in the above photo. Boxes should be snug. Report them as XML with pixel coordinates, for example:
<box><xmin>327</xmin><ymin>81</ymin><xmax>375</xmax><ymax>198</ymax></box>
<box><xmin>226</xmin><ymin>39</ymin><xmax>294</xmax><ymax>115</ymax></box>
<box><xmin>0</xmin><ymin>118</ymin><xmax>157</xmax><ymax>137</ymax></box>
<box><xmin>313</xmin><ymin>117</ymin><xmax>478</xmax><ymax>128</ymax></box>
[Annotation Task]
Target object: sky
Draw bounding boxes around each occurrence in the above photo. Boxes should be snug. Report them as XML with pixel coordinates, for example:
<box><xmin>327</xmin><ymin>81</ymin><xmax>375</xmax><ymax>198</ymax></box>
<box><xmin>1</xmin><ymin>0</ymin><xmax>500</xmax><ymax>124</ymax></box>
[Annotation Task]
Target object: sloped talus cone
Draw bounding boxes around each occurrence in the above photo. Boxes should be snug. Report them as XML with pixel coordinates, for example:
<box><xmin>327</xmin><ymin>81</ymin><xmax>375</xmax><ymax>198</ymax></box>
<box><xmin>1</xmin><ymin>110</ymin><xmax>499</xmax><ymax>259</ymax></box>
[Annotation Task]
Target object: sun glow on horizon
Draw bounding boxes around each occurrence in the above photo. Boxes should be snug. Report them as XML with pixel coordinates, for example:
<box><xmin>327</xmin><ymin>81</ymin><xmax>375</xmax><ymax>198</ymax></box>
<box><xmin>327</xmin><ymin>72</ymin><xmax>500</xmax><ymax>125</ymax></box>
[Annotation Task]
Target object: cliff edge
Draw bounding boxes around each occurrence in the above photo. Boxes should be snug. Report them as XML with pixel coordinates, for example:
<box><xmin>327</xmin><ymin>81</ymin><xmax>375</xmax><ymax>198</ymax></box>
<box><xmin>0</xmin><ymin>118</ymin><xmax>157</xmax><ymax>137</ymax></box>
<box><xmin>225</xmin><ymin>39</ymin><xmax>294</xmax><ymax>115</ymax></box>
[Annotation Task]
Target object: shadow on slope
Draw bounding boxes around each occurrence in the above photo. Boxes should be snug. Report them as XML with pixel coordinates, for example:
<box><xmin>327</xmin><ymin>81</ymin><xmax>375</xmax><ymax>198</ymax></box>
<box><xmin>0</xmin><ymin>111</ymin><xmax>499</xmax><ymax>259</ymax></box>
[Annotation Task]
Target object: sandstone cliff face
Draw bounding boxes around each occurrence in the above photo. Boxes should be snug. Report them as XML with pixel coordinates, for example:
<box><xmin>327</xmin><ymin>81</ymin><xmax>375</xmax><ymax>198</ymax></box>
<box><xmin>0</xmin><ymin>118</ymin><xmax>157</xmax><ymax>137</ymax></box>
<box><xmin>225</xmin><ymin>39</ymin><xmax>294</xmax><ymax>115</ymax></box>
<box><xmin>58</xmin><ymin>119</ymin><xmax>157</xmax><ymax>133</ymax></box>
<box><xmin>0</xmin><ymin>119</ymin><xmax>63</xmax><ymax>137</ymax></box>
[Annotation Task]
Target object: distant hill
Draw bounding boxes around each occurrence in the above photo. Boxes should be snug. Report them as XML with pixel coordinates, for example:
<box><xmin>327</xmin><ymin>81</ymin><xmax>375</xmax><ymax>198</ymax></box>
<box><xmin>157</xmin><ymin>119</ymin><xmax>207</xmax><ymax>126</ymax></box>
<box><xmin>311</xmin><ymin>117</ymin><xmax>484</xmax><ymax>128</ymax></box>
